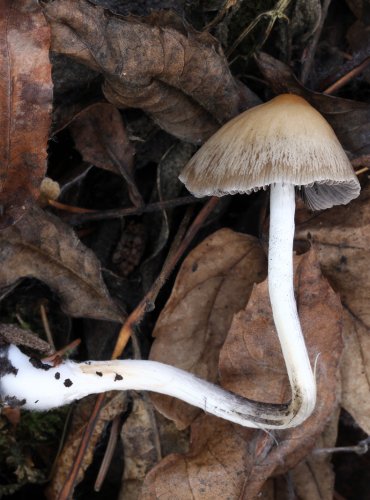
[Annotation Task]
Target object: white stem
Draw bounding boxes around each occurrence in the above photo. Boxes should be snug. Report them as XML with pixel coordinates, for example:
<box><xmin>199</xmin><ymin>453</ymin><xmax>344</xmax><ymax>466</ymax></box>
<box><xmin>268</xmin><ymin>182</ymin><xmax>316</xmax><ymax>424</ymax></box>
<box><xmin>2</xmin><ymin>342</ymin><xmax>309</xmax><ymax>429</ymax></box>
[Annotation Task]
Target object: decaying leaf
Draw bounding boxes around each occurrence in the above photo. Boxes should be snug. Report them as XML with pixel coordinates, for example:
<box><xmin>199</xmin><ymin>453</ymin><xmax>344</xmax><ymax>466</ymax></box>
<box><xmin>0</xmin><ymin>0</ymin><xmax>52</xmax><ymax>228</ymax></box>
<box><xmin>70</xmin><ymin>103</ymin><xmax>143</xmax><ymax>207</ymax></box>
<box><xmin>120</xmin><ymin>395</ymin><xmax>162</xmax><ymax>500</ymax></box>
<box><xmin>260</xmin><ymin>409</ymin><xmax>339</xmax><ymax>500</ymax></box>
<box><xmin>256</xmin><ymin>52</ymin><xmax>370</xmax><ymax>156</ymax></box>
<box><xmin>286</xmin><ymin>408</ymin><xmax>339</xmax><ymax>500</ymax></box>
<box><xmin>46</xmin><ymin>392</ymin><xmax>127</xmax><ymax>499</ymax></box>
<box><xmin>142</xmin><ymin>250</ymin><xmax>343</xmax><ymax>499</ymax></box>
<box><xmin>0</xmin><ymin>205</ymin><xmax>123</xmax><ymax>322</ymax></box>
<box><xmin>43</xmin><ymin>0</ymin><xmax>259</xmax><ymax>143</ymax></box>
<box><xmin>119</xmin><ymin>396</ymin><xmax>190</xmax><ymax>500</ymax></box>
<box><xmin>150</xmin><ymin>228</ymin><xmax>267</xmax><ymax>428</ymax></box>
<box><xmin>295</xmin><ymin>184</ymin><xmax>370</xmax><ymax>433</ymax></box>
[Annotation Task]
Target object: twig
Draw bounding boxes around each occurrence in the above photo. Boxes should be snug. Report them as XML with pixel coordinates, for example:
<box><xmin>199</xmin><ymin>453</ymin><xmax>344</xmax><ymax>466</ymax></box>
<box><xmin>355</xmin><ymin>167</ymin><xmax>369</xmax><ymax>176</ymax></box>
<box><xmin>301</xmin><ymin>0</ymin><xmax>332</xmax><ymax>84</ymax></box>
<box><xmin>314</xmin><ymin>436</ymin><xmax>370</xmax><ymax>455</ymax></box>
<box><xmin>67</xmin><ymin>196</ymin><xmax>200</xmax><ymax>224</ymax></box>
<box><xmin>58</xmin><ymin>196</ymin><xmax>219</xmax><ymax>498</ymax></box>
<box><xmin>48</xmin><ymin>199</ymin><xmax>96</xmax><ymax>214</ymax></box>
<box><xmin>94</xmin><ymin>414</ymin><xmax>122</xmax><ymax>492</ymax></box>
<box><xmin>324</xmin><ymin>56</ymin><xmax>370</xmax><ymax>94</ymax></box>
<box><xmin>226</xmin><ymin>0</ymin><xmax>291</xmax><ymax>58</ymax></box>
<box><xmin>112</xmin><ymin>196</ymin><xmax>219</xmax><ymax>359</ymax></box>
<box><xmin>57</xmin><ymin>393</ymin><xmax>105</xmax><ymax>500</ymax></box>
<box><xmin>40</xmin><ymin>303</ymin><xmax>56</xmax><ymax>352</ymax></box>
<box><xmin>203</xmin><ymin>0</ymin><xmax>238</xmax><ymax>32</ymax></box>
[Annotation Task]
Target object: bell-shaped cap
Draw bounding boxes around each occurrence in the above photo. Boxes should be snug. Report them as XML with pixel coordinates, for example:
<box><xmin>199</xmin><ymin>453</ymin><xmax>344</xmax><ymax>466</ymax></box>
<box><xmin>179</xmin><ymin>94</ymin><xmax>360</xmax><ymax>210</ymax></box>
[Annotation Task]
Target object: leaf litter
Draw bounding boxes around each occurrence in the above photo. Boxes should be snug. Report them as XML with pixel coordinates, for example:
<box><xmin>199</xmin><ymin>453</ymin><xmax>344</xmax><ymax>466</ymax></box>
<box><xmin>0</xmin><ymin>0</ymin><xmax>369</xmax><ymax>497</ymax></box>
<box><xmin>142</xmin><ymin>248</ymin><xmax>343</xmax><ymax>499</ymax></box>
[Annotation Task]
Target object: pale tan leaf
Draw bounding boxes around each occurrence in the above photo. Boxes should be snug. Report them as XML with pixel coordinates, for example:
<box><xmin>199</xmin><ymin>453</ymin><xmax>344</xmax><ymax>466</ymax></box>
<box><xmin>142</xmin><ymin>250</ymin><xmax>343</xmax><ymax>499</ymax></box>
<box><xmin>295</xmin><ymin>184</ymin><xmax>370</xmax><ymax>433</ymax></box>
<box><xmin>149</xmin><ymin>228</ymin><xmax>267</xmax><ymax>428</ymax></box>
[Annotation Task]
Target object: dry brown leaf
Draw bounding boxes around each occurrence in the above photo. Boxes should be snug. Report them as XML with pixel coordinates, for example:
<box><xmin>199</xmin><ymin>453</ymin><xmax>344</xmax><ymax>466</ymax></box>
<box><xmin>43</xmin><ymin>0</ymin><xmax>259</xmax><ymax>143</ymax></box>
<box><xmin>45</xmin><ymin>392</ymin><xmax>127</xmax><ymax>499</ymax></box>
<box><xmin>70</xmin><ymin>103</ymin><xmax>143</xmax><ymax>207</ymax></box>
<box><xmin>119</xmin><ymin>395</ymin><xmax>189</xmax><ymax>500</ymax></box>
<box><xmin>254</xmin><ymin>408</ymin><xmax>339</xmax><ymax>500</ymax></box>
<box><xmin>286</xmin><ymin>408</ymin><xmax>339</xmax><ymax>500</ymax></box>
<box><xmin>149</xmin><ymin>228</ymin><xmax>267</xmax><ymax>429</ymax></box>
<box><xmin>0</xmin><ymin>0</ymin><xmax>52</xmax><ymax>228</ymax></box>
<box><xmin>295</xmin><ymin>184</ymin><xmax>370</xmax><ymax>433</ymax></box>
<box><xmin>120</xmin><ymin>395</ymin><xmax>162</xmax><ymax>500</ymax></box>
<box><xmin>142</xmin><ymin>250</ymin><xmax>343</xmax><ymax>499</ymax></box>
<box><xmin>0</xmin><ymin>205</ymin><xmax>123</xmax><ymax>322</ymax></box>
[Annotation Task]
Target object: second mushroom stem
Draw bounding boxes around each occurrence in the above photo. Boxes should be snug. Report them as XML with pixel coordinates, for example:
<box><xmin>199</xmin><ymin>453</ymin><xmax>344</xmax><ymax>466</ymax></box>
<box><xmin>268</xmin><ymin>182</ymin><xmax>316</xmax><ymax>423</ymax></box>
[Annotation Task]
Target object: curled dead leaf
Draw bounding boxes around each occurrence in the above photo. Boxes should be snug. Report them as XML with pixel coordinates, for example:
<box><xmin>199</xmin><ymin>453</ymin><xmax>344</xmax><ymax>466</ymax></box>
<box><xmin>70</xmin><ymin>103</ymin><xmax>143</xmax><ymax>207</ymax></box>
<box><xmin>0</xmin><ymin>206</ymin><xmax>124</xmax><ymax>322</ymax></box>
<box><xmin>149</xmin><ymin>228</ymin><xmax>267</xmax><ymax>428</ymax></box>
<box><xmin>43</xmin><ymin>0</ymin><xmax>259</xmax><ymax>143</ymax></box>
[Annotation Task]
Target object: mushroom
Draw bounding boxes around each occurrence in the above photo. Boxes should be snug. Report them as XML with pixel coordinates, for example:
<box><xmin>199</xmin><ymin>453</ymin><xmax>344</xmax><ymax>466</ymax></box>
<box><xmin>179</xmin><ymin>94</ymin><xmax>360</xmax><ymax>426</ymax></box>
<box><xmin>0</xmin><ymin>343</ymin><xmax>307</xmax><ymax>428</ymax></box>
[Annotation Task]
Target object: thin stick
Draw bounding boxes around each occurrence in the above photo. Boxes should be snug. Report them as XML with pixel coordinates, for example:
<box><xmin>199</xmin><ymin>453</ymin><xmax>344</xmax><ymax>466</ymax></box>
<box><xmin>58</xmin><ymin>393</ymin><xmax>105</xmax><ymax>500</ymax></box>
<box><xmin>314</xmin><ymin>437</ymin><xmax>370</xmax><ymax>455</ymax></box>
<box><xmin>203</xmin><ymin>0</ymin><xmax>237</xmax><ymax>32</ymax></box>
<box><xmin>94</xmin><ymin>414</ymin><xmax>122</xmax><ymax>491</ymax></box>
<box><xmin>59</xmin><ymin>196</ymin><xmax>219</xmax><ymax>498</ymax></box>
<box><xmin>226</xmin><ymin>0</ymin><xmax>290</xmax><ymax>58</ymax></box>
<box><xmin>68</xmin><ymin>196</ymin><xmax>199</xmax><ymax>224</ymax></box>
<box><xmin>40</xmin><ymin>303</ymin><xmax>56</xmax><ymax>352</ymax></box>
<box><xmin>48</xmin><ymin>199</ymin><xmax>96</xmax><ymax>214</ymax></box>
<box><xmin>323</xmin><ymin>57</ymin><xmax>370</xmax><ymax>94</ymax></box>
<box><xmin>112</xmin><ymin>196</ymin><xmax>219</xmax><ymax>359</ymax></box>
<box><xmin>301</xmin><ymin>0</ymin><xmax>332</xmax><ymax>84</ymax></box>
<box><xmin>355</xmin><ymin>166</ymin><xmax>369</xmax><ymax>176</ymax></box>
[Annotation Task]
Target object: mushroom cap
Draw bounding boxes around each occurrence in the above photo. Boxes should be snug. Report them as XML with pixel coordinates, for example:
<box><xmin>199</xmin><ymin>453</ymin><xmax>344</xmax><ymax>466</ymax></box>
<box><xmin>179</xmin><ymin>94</ymin><xmax>360</xmax><ymax>210</ymax></box>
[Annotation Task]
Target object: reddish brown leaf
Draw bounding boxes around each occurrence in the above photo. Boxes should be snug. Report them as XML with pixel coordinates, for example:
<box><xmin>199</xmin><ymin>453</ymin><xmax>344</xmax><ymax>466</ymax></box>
<box><xmin>0</xmin><ymin>0</ymin><xmax>52</xmax><ymax>228</ymax></box>
<box><xmin>295</xmin><ymin>184</ymin><xmax>370</xmax><ymax>433</ymax></box>
<box><xmin>70</xmin><ymin>103</ymin><xmax>143</xmax><ymax>207</ymax></box>
<box><xmin>0</xmin><ymin>206</ymin><xmax>123</xmax><ymax>322</ymax></box>
<box><xmin>43</xmin><ymin>0</ymin><xmax>259</xmax><ymax>143</ymax></box>
<box><xmin>142</xmin><ymin>250</ymin><xmax>343</xmax><ymax>499</ymax></box>
<box><xmin>149</xmin><ymin>228</ymin><xmax>267</xmax><ymax>429</ymax></box>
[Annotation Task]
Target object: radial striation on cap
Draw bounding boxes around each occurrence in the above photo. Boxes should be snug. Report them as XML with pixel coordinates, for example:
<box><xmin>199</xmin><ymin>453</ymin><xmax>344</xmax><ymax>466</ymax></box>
<box><xmin>179</xmin><ymin>94</ymin><xmax>360</xmax><ymax>210</ymax></box>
